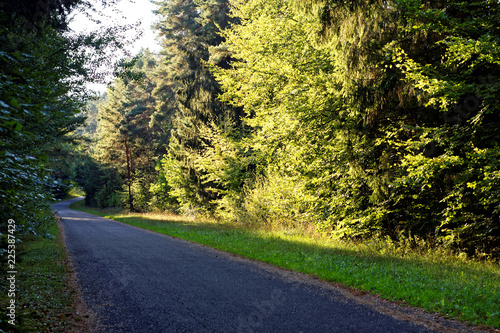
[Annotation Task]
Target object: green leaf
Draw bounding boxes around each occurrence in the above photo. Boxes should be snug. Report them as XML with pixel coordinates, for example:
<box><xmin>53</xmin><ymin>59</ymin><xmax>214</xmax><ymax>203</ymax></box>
<box><xmin>10</xmin><ymin>98</ymin><xmax>19</xmax><ymax>108</ymax></box>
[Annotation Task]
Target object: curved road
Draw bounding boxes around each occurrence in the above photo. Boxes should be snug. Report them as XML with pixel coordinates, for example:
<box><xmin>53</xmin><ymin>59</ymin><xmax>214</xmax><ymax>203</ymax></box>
<box><xmin>54</xmin><ymin>198</ymin><xmax>439</xmax><ymax>333</ymax></box>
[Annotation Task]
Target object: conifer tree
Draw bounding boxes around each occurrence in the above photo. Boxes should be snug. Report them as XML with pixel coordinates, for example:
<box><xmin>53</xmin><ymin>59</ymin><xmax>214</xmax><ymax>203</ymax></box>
<box><xmin>154</xmin><ymin>0</ymin><xmax>237</xmax><ymax>212</ymax></box>
<box><xmin>95</xmin><ymin>51</ymin><xmax>161</xmax><ymax>211</ymax></box>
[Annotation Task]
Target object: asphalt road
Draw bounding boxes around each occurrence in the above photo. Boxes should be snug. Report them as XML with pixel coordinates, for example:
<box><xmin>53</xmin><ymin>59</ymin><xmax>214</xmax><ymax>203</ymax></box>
<box><xmin>53</xmin><ymin>197</ymin><xmax>436</xmax><ymax>333</ymax></box>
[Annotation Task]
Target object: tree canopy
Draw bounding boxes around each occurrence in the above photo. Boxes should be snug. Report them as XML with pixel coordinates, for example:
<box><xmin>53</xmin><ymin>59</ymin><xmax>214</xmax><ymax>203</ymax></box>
<box><xmin>87</xmin><ymin>0</ymin><xmax>500</xmax><ymax>257</ymax></box>
<box><xmin>6</xmin><ymin>0</ymin><xmax>498</xmax><ymax>260</ymax></box>
<box><xmin>0</xmin><ymin>0</ymin><xmax>143</xmax><ymax>258</ymax></box>
<box><xmin>208</xmin><ymin>0</ymin><xmax>500</xmax><ymax>256</ymax></box>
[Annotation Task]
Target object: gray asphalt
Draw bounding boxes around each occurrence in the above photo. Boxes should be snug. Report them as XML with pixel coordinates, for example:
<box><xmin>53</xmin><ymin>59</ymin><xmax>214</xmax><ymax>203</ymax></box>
<box><xmin>53</xmin><ymin>197</ymin><xmax>434</xmax><ymax>333</ymax></box>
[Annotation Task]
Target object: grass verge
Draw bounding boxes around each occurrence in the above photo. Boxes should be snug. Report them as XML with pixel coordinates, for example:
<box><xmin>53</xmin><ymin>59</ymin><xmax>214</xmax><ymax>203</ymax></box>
<box><xmin>66</xmin><ymin>187</ymin><xmax>85</xmax><ymax>199</ymax></box>
<box><xmin>0</xmin><ymin>213</ymin><xmax>82</xmax><ymax>332</ymax></box>
<box><xmin>71</xmin><ymin>200</ymin><xmax>500</xmax><ymax>329</ymax></box>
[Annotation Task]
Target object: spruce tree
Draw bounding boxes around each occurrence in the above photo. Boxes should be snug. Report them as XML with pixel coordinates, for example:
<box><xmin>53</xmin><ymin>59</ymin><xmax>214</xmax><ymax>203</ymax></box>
<box><xmin>95</xmin><ymin>51</ymin><xmax>161</xmax><ymax>211</ymax></box>
<box><xmin>154</xmin><ymin>0</ymin><xmax>237</xmax><ymax>212</ymax></box>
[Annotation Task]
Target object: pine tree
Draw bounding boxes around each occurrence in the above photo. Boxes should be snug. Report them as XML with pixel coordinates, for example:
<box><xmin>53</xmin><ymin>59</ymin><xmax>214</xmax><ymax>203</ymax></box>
<box><xmin>154</xmin><ymin>0</ymin><xmax>237</xmax><ymax>212</ymax></box>
<box><xmin>94</xmin><ymin>51</ymin><xmax>161</xmax><ymax>211</ymax></box>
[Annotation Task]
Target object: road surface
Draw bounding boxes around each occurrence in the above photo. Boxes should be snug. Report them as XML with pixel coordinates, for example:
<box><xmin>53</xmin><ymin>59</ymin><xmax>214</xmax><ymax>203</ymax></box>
<box><xmin>53</xmin><ymin>198</ymin><xmax>452</xmax><ymax>333</ymax></box>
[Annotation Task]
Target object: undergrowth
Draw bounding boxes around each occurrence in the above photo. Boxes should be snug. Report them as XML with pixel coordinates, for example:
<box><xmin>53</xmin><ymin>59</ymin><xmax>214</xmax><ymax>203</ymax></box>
<box><xmin>0</xmin><ymin>219</ymin><xmax>77</xmax><ymax>332</ymax></box>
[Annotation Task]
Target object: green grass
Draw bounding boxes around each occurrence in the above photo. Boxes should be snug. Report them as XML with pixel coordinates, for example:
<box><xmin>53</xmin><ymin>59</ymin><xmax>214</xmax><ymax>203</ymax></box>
<box><xmin>71</xmin><ymin>200</ymin><xmax>500</xmax><ymax>329</ymax></box>
<box><xmin>0</xmin><ymin>215</ymin><xmax>79</xmax><ymax>332</ymax></box>
<box><xmin>67</xmin><ymin>187</ymin><xmax>85</xmax><ymax>199</ymax></box>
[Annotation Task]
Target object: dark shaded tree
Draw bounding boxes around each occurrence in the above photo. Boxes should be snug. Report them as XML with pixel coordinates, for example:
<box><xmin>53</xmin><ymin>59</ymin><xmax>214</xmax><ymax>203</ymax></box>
<box><xmin>94</xmin><ymin>50</ymin><xmax>164</xmax><ymax>211</ymax></box>
<box><xmin>153</xmin><ymin>0</ymin><xmax>239</xmax><ymax>212</ymax></box>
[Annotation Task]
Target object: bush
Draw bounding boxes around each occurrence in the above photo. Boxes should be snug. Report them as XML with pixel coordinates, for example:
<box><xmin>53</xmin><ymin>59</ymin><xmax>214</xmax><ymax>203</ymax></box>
<box><xmin>235</xmin><ymin>171</ymin><xmax>319</xmax><ymax>229</ymax></box>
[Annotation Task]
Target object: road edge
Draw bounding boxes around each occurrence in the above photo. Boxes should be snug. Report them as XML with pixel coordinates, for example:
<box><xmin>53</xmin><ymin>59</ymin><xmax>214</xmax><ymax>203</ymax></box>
<box><xmin>54</xmin><ymin>198</ymin><xmax>101</xmax><ymax>333</ymax></box>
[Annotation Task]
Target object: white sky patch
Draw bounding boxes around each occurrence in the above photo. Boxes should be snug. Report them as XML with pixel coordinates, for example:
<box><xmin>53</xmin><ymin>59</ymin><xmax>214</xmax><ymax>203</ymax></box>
<box><xmin>68</xmin><ymin>0</ymin><xmax>162</xmax><ymax>92</ymax></box>
<box><xmin>70</xmin><ymin>0</ymin><xmax>161</xmax><ymax>54</ymax></box>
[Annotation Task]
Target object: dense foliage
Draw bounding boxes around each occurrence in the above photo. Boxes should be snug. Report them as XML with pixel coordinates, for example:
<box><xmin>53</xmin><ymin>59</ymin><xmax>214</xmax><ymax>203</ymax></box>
<box><xmin>0</xmin><ymin>0</ymin><xmax>102</xmax><ymax>329</ymax></box>
<box><xmin>0</xmin><ymin>0</ymin><xmax>133</xmax><ymax>232</ymax></box>
<box><xmin>79</xmin><ymin>0</ymin><xmax>500</xmax><ymax>257</ymax></box>
<box><xmin>208</xmin><ymin>0</ymin><xmax>500</xmax><ymax>256</ymax></box>
<box><xmin>1</xmin><ymin>0</ymin><xmax>82</xmax><ymax>237</ymax></box>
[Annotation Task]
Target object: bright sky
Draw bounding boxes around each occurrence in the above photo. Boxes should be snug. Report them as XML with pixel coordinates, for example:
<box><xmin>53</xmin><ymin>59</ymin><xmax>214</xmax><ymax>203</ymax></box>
<box><xmin>69</xmin><ymin>0</ymin><xmax>162</xmax><ymax>91</ymax></box>
<box><xmin>70</xmin><ymin>0</ymin><xmax>161</xmax><ymax>53</ymax></box>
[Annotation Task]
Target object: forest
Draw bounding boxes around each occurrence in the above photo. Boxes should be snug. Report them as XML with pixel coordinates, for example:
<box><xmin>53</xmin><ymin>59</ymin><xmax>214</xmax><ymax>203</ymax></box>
<box><xmin>2</xmin><ymin>0</ymin><xmax>500</xmax><ymax>259</ymax></box>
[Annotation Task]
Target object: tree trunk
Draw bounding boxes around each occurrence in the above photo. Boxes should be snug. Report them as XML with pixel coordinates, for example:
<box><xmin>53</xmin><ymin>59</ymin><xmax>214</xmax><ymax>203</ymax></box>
<box><xmin>124</xmin><ymin>139</ymin><xmax>134</xmax><ymax>211</ymax></box>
